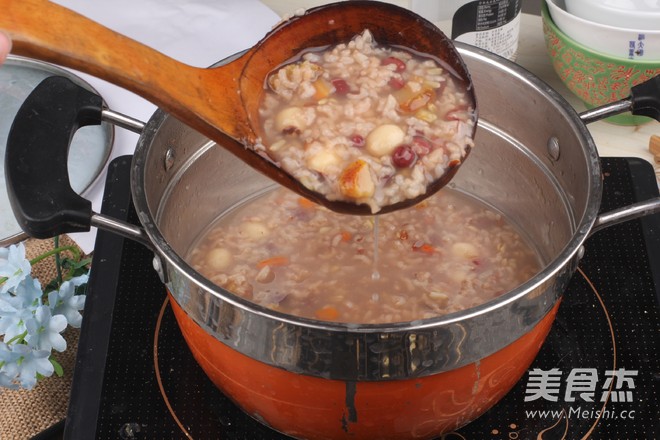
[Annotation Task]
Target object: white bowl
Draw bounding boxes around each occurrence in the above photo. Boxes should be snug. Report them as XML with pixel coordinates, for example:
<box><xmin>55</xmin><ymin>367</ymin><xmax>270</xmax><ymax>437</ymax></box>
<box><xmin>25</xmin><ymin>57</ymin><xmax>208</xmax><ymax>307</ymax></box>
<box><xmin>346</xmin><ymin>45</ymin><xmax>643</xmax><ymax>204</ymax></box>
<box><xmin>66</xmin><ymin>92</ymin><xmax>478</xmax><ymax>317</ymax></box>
<box><xmin>564</xmin><ymin>0</ymin><xmax>660</xmax><ymax>30</ymax></box>
<box><xmin>546</xmin><ymin>0</ymin><xmax>660</xmax><ymax>60</ymax></box>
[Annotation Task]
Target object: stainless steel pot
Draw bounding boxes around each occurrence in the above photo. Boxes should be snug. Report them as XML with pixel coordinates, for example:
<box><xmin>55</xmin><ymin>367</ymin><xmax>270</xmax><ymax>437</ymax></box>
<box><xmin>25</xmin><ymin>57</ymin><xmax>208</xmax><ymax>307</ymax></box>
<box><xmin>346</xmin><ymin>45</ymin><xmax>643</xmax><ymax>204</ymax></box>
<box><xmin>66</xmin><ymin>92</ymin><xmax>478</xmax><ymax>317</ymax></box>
<box><xmin>6</xmin><ymin>45</ymin><xmax>660</xmax><ymax>438</ymax></box>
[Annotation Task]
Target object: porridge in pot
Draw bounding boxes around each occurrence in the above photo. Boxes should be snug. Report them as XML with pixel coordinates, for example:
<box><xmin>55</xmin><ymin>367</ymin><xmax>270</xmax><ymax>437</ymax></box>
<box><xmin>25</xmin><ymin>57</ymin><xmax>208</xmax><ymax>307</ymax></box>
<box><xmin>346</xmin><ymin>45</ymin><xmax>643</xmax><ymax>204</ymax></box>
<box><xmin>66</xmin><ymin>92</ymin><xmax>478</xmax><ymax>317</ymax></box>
<box><xmin>257</xmin><ymin>30</ymin><xmax>476</xmax><ymax>213</ymax></box>
<box><xmin>188</xmin><ymin>188</ymin><xmax>540</xmax><ymax>324</ymax></box>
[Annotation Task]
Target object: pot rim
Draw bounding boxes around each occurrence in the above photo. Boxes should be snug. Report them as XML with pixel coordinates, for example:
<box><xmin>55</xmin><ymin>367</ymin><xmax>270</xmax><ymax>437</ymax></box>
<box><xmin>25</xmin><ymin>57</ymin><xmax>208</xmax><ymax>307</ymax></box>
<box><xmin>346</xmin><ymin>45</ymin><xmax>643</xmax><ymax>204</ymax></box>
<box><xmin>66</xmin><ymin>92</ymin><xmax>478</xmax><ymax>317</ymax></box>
<box><xmin>131</xmin><ymin>43</ymin><xmax>602</xmax><ymax>334</ymax></box>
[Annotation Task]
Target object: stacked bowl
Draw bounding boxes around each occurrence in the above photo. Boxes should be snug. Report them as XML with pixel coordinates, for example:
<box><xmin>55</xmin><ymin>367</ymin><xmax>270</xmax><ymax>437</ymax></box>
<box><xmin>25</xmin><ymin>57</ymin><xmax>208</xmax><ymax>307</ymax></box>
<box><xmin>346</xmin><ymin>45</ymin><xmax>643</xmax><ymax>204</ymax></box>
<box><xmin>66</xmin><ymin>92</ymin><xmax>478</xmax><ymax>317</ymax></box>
<box><xmin>542</xmin><ymin>0</ymin><xmax>660</xmax><ymax>125</ymax></box>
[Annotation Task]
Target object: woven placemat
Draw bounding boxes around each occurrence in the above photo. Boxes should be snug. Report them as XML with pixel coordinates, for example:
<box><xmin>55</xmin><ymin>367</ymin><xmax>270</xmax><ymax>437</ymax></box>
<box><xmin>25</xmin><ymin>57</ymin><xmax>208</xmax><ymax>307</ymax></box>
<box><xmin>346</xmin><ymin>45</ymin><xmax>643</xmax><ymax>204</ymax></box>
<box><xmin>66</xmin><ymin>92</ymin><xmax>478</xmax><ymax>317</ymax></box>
<box><xmin>0</xmin><ymin>236</ymin><xmax>84</xmax><ymax>439</ymax></box>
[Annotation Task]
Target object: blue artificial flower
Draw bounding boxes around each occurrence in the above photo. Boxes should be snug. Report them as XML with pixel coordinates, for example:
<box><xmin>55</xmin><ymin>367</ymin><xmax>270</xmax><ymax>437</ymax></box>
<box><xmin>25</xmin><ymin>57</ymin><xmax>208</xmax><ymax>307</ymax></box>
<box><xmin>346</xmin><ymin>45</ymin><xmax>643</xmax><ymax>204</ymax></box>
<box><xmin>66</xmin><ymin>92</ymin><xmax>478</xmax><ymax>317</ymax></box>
<box><xmin>0</xmin><ymin>371</ymin><xmax>17</xmax><ymax>390</ymax></box>
<box><xmin>3</xmin><ymin>276</ymin><xmax>43</xmax><ymax>310</ymax></box>
<box><xmin>47</xmin><ymin>274</ymin><xmax>87</xmax><ymax>329</ymax></box>
<box><xmin>0</xmin><ymin>341</ymin><xmax>20</xmax><ymax>390</ymax></box>
<box><xmin>8</xmin><ymin>343</ymin><xmax>53</xmax><ymax>390</ymax></box>
<box><xmin>0</xmin><ymin>340</ymin><xmax>20</xmax><ymax>366</ymax></box>
<box><xmin>0</xmin><ymin>243</ymin><xmax>32</xmax><ymax>294</ymax></box>
<box><xmin>0</xmin><ymin>240</ymin><xmax>90</xmax><ymax>390</ymax></box>
<box><xmin>25</xmin><ymin>306</ymin><xmax>67</xmax><ymax>353</ymax></box>
<box><xmin>0</xmin><ymin>293</ymin><xmax>37</xmax><ymax>343</ymax></box>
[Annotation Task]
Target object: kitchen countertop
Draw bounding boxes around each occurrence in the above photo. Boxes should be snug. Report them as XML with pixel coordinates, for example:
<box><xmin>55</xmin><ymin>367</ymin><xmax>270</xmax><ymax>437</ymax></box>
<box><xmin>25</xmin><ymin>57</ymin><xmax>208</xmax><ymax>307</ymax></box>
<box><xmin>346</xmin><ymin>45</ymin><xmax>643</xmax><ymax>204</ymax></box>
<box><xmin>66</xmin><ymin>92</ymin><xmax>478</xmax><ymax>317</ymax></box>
<box><xmin>261</xmin><ymin>0</ymin><xmax>660</xmax><ymax>184</ymax></box>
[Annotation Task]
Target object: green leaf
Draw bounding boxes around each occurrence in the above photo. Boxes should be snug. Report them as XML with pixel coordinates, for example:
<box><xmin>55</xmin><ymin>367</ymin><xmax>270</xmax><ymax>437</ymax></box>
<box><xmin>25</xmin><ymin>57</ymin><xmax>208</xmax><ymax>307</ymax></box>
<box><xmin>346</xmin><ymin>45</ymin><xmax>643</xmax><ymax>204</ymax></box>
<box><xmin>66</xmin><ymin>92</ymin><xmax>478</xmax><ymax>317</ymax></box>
<box><xmin>44</xmin><ymin>279</ymin><xmax>60</xmax><ymax>294</ymax></box>
<box><xmin>63</xmin><ymin>256</ymin><xmax>91</xmax><ymax>269</ymax></box>
<box><xmin>74</xmin><ymin>283</ymin><xmax>88</xmax><ymax>296</ymax></box>
<box><xmin>61</xmin><ymin>257</ymin><xmax>91</xmax><ymax>280</ymax></box>
<box><xmin>50</xmin><ymin>358</ymin><xmax>64</xmax><ymax>377</ymax></box>
<box><xmin>6</xmin><ymin>331</ymin><xmax>28</xmax><ymax>345</ymax></box>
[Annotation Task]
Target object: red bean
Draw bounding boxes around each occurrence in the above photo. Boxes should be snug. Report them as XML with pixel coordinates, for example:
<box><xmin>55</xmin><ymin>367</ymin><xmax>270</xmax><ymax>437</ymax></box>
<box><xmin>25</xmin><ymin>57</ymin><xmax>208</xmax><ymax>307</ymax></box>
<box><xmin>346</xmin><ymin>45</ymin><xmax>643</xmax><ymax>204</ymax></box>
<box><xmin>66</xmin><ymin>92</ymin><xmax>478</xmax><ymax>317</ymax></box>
<box><xmin>331</xmin><ymin>78</ymin><xmax>350</xmax><ymax>95</ymax></box>
<box><xmin>445</xmin><ymin>105</ymin><xmax>469</xmax><ymax>121</ymax></box>
<box><xmin>382</xmin><ymin>56</ymin><xmax>406</xmax><ymax>72</ymax></box>
<box><xmin>411</xmin><ymin>136</ymin><xmax>433</xmax><ymax>156</ymax></box>
<box><xmin>350</xmin><ymin>134</ymin><xmax>365</xmax><ymax>148</ymax></box>
<box><xmin>392</xmin><ymin>145</ymin><xmax>417</xmax><ymax>168</ymax></box>
<box><xmin>388</xmin><ymin>77</ymin><xmax>405</xmax><ymax>90</ymax></box>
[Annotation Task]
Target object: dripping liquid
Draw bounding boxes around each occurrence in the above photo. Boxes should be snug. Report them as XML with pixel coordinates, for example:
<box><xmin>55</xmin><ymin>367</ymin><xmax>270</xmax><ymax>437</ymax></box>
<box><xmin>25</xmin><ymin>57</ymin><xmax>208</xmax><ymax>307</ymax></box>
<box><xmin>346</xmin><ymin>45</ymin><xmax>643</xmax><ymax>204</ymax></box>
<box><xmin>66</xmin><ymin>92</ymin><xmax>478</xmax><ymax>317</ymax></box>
<box><xmin>372</xmin><ymin>215</ymin><xmax>381</xmax><ymax>281</ymax></box>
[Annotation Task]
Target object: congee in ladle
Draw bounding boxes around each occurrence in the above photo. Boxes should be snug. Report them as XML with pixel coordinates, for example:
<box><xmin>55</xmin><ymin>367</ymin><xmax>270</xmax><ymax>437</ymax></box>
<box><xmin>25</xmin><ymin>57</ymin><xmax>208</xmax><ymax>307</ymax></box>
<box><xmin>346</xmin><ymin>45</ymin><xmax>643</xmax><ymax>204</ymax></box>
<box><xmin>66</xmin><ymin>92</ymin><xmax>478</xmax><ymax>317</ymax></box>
<box><xmin>256</xmin><ymin>30</ymin><xmax>476</xmax><ymax>214</ymax></box>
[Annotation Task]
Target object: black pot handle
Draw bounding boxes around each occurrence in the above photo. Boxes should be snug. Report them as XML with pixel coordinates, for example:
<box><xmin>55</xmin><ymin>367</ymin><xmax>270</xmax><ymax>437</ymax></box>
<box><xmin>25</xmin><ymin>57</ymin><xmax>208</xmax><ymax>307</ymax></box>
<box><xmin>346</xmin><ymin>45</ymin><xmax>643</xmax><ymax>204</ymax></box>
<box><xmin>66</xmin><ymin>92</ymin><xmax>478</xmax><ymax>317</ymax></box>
<box><xmin>580</xmin><ymin>75</ymin><xmax>660</xmax><ymax>124</ymax></box>
<box><xmin>5</xmin><ymin>76</ymin><xmax>102</xmax><ymax>238</ymax></box>
<box><xmin>630</xmin><ymin>74</ymin><xmax>660</xmax><ymax>121</ymax></box>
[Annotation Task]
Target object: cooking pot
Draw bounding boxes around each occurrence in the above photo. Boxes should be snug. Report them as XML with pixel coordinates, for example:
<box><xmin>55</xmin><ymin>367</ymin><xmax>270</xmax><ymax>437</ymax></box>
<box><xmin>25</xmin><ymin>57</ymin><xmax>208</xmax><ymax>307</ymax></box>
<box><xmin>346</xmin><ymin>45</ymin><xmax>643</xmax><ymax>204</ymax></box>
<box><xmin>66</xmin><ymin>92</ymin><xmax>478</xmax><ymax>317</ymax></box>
<box><xmin>6</xmin><ymin>45</ymin><xmax>660</xmax><ymax>439</ymax></box>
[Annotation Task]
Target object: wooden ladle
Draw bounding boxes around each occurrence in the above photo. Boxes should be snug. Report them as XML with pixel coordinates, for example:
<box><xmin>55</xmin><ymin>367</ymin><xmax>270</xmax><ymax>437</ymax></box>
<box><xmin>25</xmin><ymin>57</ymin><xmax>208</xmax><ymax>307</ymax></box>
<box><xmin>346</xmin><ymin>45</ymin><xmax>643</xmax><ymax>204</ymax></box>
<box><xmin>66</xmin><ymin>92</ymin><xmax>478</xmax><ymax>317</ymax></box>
<box><xmin>0</xmin><ymin>0</ymin><xmax>476</xmax><ymax>215</ymax></box>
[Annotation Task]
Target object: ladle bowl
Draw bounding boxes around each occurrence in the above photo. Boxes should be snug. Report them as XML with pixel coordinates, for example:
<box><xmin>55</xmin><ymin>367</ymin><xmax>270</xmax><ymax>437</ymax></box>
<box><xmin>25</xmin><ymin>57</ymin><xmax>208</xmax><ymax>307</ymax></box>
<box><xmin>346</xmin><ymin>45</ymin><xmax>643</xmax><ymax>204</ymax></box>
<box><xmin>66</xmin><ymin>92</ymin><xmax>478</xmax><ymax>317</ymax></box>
<box><xmin>0</xmin><ymin>0</ymin><xmax>476</xmax><ymax>215</ymax></box>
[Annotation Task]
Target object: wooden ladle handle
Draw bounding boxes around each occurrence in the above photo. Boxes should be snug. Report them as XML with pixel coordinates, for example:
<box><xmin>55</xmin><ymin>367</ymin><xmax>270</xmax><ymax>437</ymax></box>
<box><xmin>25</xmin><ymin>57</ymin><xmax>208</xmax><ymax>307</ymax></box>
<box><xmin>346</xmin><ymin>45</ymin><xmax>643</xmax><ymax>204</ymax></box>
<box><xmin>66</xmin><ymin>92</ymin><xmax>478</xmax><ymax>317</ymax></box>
<box><xmin>0</xmin><ymin>0</ymin><xmax>253</xmax><ymax>142</ymax></box>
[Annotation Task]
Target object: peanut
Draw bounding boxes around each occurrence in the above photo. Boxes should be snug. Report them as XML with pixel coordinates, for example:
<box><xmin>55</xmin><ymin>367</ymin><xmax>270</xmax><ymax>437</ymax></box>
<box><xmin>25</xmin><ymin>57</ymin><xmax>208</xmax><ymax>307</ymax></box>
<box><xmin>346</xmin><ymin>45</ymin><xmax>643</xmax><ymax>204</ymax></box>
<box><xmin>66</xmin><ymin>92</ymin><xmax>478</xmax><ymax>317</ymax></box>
<box><xmin>365</xmin><ymin>124</ymin><xmax>405</xmax><ymax>157</ymax></box>
<box><xmin>274</xmin><ymin>106</ymin><xmax>308</xmax><ymax>133</ymax></box>
<box><xmin>307</xmin><ymin>150</ymin><xmax>341</xmax><ymax>173</ymax></box>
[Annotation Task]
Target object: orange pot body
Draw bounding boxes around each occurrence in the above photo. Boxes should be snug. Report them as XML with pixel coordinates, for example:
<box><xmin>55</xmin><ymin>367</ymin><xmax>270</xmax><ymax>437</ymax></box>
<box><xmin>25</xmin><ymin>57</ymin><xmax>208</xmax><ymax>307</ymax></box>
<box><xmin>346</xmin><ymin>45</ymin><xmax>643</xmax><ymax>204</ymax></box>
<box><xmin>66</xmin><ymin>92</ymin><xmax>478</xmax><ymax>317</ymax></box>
<box><xmin>170</xmin><ymin>294</ymin><xmax>560</xmax><ymax>440</ymax></box>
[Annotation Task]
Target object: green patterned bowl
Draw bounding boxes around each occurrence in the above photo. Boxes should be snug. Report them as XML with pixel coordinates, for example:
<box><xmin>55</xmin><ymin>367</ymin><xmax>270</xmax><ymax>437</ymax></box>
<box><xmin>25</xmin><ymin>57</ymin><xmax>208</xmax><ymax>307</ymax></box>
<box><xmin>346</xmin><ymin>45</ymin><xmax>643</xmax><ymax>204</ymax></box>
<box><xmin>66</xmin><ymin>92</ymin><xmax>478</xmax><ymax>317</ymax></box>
<box><xmin>542</xmin><ymin>2</ymin><xmax>660</xmax><ymax>126</ymax></box>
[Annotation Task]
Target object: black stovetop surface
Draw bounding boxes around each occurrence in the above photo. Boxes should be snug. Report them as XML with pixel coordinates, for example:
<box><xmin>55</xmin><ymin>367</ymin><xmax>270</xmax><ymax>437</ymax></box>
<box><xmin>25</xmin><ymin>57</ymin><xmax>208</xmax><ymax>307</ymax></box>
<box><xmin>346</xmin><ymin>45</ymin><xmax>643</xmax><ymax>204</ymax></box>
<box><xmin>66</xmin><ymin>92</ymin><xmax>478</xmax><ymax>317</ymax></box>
<box><xmin>61</xmin><ymin>157</ymin><xmax>659</xmax><ymax>440</ymax></box>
